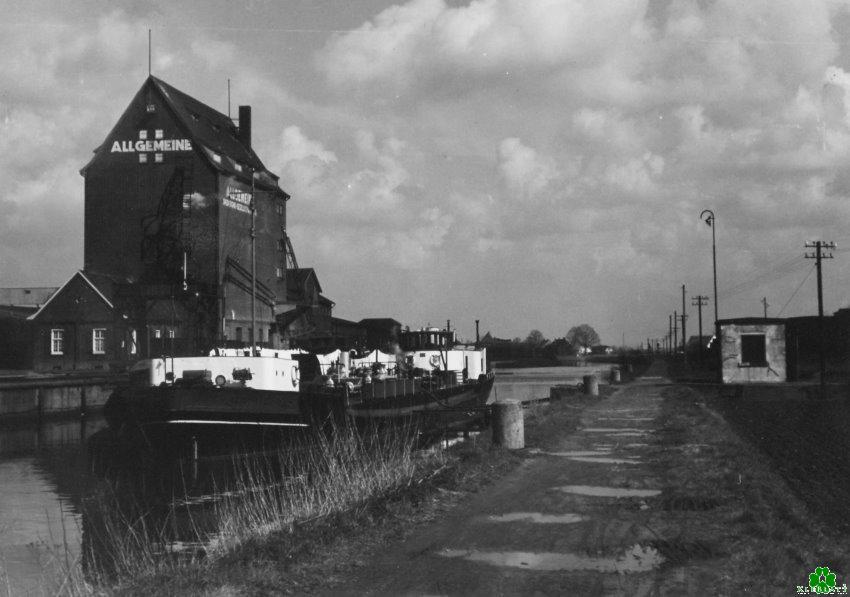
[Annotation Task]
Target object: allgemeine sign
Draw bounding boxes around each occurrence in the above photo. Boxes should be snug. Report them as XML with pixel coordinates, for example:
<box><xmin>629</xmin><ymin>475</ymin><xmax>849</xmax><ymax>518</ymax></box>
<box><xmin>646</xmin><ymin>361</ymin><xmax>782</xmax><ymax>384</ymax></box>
<box><xmin>110</xmin><ymin>138</ymin><xmax>193</xmax><ymax>153</ymax></box>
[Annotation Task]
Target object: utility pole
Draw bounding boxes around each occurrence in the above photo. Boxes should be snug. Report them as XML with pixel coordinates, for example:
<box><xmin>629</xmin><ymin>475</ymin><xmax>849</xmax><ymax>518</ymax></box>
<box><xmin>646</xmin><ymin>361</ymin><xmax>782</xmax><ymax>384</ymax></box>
<box><xmin>762</xmin><ymin>297</ymin><xmax>769</xmax><ymax>319</ymax></box>
<box><xmin>668</xmin><ymin>314</ymin><xmax>673</xmax><ymax>356</ymax></box>
<box><xmin>673</xmin><ymin>310</ymin><xmax>678</xmax><ymax>355</ymax></box>
<box><xmin>681</xmin><ymin>284</ymin><xmax>687</xmax><ymax>356</ymax></box>
<box><xmin>692</xmin><ymin>295</ymin><xmax>709</xmax><ymax>359</ymax></box>
<box><xmin>805</xmin><ymin>240</ymin><xmax>836</xmax><ymax>397</ymax></box>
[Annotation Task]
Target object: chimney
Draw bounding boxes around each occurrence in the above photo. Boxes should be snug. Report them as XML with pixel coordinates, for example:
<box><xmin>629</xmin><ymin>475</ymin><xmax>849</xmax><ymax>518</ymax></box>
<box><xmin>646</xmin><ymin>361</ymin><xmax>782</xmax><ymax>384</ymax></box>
<box><xmin>238</xmin><ymin>105</ymin><xmax>252</xmax><ymax>149</ymax></box>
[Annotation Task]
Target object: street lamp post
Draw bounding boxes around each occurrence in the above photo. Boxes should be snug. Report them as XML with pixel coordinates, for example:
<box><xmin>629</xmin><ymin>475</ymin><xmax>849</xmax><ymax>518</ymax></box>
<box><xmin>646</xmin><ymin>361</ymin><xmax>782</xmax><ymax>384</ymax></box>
<box><xmin>700</xmin><ymin>209</ymin><xmax>719</xmax><ymax>376</ymax></box>
<box><xmin>700</xmin><ymin>209</ymin><xmax>718</xmax><ymax>326</ymax></box>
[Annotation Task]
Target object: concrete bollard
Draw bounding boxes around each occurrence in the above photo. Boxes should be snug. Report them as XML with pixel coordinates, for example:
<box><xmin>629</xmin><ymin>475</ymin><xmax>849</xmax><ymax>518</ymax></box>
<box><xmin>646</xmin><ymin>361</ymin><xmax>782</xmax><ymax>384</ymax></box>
<box><xmin>610</xmin><ymin>367</ymin><xmax>621</xmax><ymax>383</ymax></box>
<box><xmin>492</xmin><ymin>401</ymin><xmax>524</xmax><ymax>449</ymax></box>
<box><xmin>583</xmin><ymin>374</ymin><xmax>599</xmax><ymax>396</ymax></box>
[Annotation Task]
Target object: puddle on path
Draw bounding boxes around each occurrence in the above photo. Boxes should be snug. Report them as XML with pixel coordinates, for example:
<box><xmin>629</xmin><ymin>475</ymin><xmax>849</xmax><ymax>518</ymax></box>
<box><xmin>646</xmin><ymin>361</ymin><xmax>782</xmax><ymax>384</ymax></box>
<box><xmin>596</xmin><ymin>417</ymin><xmax>655</xmax><ymax>422</ymax></box>
<box><xmin>487</xmin><ymin>512</ymin><xmax>586</xmax><ymax>524</ymax></box>
<box><xmin>557</xmin><ymin>485</ymin><xmax>661</xmax><ymax>498</ymax></box>
<box><xmin>624</xmin><ymin>443</ymin><xmax>649</xmax><ymax>448</ymax></box>
<box><xmin>565</xmin><ymin>456</ymin><xmax>641</xmax><ymax>465</ymax></box>
<box><xmin>539</xmin><ymin>450</ymin><xmax>613</xmax><ymax>457</ymax></box>
<box><xmin>438</xmin><ymin>543</ymin><xmax>664</xmax><ymax>573</ymax></box>
<box><xmin>582</xmin><ymin>428</ymin><xmax>652</xmax><ymax>434</ymax></box>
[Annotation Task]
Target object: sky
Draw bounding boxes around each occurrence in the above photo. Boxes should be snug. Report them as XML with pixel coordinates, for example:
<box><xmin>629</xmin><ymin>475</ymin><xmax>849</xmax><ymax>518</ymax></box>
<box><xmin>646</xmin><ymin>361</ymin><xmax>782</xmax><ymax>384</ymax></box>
<box><xmin>4</xmin><ymin>0</ymin><xmax>850</xmax><ymax>346</ymax></box>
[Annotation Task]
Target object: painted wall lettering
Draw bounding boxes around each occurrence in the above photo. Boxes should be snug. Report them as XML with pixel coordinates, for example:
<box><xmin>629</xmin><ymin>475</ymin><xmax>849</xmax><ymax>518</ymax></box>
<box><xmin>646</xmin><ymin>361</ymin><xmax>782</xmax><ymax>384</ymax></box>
<box><xmin>223</xmin><ymin>184</ymin><xmax>252</xmax><ymax>214</ymax></box>
<box><xmin>111</xmin><ymin>135</ymin><xmax>193</xmax><ymax>153</ymax></box>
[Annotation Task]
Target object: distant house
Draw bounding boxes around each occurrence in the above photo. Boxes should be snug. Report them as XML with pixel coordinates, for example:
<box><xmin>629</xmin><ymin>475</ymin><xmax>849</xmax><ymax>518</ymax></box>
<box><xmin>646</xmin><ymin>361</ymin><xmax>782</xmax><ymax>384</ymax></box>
<box><xmin>0</xmin><ymin>287</ymin><xmax>58</xmax><ymax>369</ymax></box>
<box><xmin>27</xmin><ymin>271</ymin><xmax>125</xmax><ymax>372</ymax></box>
<box><xmin>717</xmin><ymin>318</ymin><xmax>786</xmax><ymax>383</ymax></box>
<box><xmin>275</xmin><ymin>268</ymin><xmax>335</xmax><ymax>348</ymax></box>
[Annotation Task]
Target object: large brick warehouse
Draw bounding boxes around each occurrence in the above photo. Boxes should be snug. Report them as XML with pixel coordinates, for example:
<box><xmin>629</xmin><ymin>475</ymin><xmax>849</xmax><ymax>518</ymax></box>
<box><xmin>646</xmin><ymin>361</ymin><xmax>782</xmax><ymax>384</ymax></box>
<box><xmin>15</xmin><ymin>76</ymin><xmax>332</xmax><ymax>372</ymax></box>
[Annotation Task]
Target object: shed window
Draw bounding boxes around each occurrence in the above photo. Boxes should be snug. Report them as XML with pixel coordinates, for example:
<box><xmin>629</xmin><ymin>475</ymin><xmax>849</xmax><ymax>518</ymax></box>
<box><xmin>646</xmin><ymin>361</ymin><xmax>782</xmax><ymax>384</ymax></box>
<box><xmin>741</xmin><ymin>334</ymin><xmax>767</xmax><ymax>366</ymax></box>
<box><xmin>50</xmin><ymin>329</ymin><xmax>64</xmax><ymax>355</ymax></box>
<box><xmin>92</xmin><ymin>328</ymin><xmax>106</xmax><ymax>354</ymax></box>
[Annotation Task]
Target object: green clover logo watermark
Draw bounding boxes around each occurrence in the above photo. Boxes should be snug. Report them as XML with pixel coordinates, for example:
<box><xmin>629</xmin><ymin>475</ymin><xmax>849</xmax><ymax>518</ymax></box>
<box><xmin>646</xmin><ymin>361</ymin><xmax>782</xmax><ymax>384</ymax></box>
<box><xmin>810</xmin><ymin>567</ymin><xmax>837</xmax><ymax>594</ymax></box>
<box><xmin>798</xmin><ymin>566</ymin><xmax>848</xmax><ymax>594</ymax></box>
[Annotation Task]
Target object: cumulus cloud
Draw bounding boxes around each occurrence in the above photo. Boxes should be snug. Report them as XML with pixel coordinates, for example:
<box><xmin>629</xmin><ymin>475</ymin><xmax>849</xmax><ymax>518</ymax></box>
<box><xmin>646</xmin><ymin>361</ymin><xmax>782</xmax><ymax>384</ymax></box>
<box><xmin>497</xmin><ymin>138</ymin><xmax>559</xmax><ymax>199</ymax></box>
<box><xmin>8</xmin><ymin>0</ymin><xmax>850</xmax><ymax>343</ymax></box>
<box><xmin>318</xmin><ymin>0</ymin><xmax>645</xmax><ymax>88</ymax></box>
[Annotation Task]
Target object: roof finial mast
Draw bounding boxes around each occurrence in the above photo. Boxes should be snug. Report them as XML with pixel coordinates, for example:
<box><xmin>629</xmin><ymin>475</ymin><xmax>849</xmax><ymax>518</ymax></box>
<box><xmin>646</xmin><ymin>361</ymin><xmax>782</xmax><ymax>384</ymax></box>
<box><xmin>148</xmin><ymin>29</ymin><xmax>152</xmax><ymax>76</ymax></box>
<box><xmin>228</xmin><ymin>78</ymin><xmax>231</xmax><ymax>119</ymax></box>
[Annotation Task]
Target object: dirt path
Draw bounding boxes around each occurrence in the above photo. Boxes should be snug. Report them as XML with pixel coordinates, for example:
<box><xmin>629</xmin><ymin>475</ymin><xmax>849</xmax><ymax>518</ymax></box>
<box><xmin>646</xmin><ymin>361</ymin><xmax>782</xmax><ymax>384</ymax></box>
<box><xmin>322</xmin><ymin>361</ymin><xmax>848</xmax><ymax>596</ymax></box>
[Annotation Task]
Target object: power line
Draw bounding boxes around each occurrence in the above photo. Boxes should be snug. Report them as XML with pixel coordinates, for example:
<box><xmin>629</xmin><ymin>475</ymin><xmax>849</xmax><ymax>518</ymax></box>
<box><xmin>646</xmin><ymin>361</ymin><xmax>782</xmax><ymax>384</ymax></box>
<box><xmin>777</xmin><ymin>263</ymin><xmax>815</xmax><ymax>316</ymax></box>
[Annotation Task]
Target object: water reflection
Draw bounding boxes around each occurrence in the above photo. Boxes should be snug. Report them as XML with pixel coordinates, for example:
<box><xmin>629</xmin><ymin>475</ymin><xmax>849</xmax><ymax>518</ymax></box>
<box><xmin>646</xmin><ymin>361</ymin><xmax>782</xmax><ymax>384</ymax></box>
<box><xmin>0</xmin><ymin>416</ymin><xmax>106</xmax><ymax>595</ymax></box>
<box><xmin>0</xmin><ymin>365</ymin><xmax>588</xmax><ymax>591</ymax></box>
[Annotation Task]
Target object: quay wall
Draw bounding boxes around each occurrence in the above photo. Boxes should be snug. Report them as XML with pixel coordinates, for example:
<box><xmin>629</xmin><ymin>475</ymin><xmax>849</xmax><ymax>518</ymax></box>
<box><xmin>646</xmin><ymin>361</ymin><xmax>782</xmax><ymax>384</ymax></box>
<box><xmin>0</xmin><ymin>378</ymin><xmax>119</xmax><ymax>421</ymax></box>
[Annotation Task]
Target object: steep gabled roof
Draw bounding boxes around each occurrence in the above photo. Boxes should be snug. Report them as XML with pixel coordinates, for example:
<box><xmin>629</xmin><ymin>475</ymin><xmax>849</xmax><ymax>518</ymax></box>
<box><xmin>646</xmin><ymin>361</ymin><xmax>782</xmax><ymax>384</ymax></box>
<box><xmin>27</xmin><ymin>271</ymin><xmax>114</xmax><ymax>321</ymax></box>
<box><xmin>82</xmin><ymin>76</ymin><xmax>289</xmax><ymax>197</ymax></box>
<box><xmin>287</xmin><ymin>268</ymin><xmax>323</xmax><ymax>296</ymax></box>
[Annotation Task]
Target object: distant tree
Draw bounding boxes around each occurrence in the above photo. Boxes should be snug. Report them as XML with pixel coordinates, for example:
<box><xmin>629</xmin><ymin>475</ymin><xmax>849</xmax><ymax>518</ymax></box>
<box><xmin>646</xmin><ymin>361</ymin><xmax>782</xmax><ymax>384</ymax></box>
<box><xmin>525</xmin><ymin>329</ymin><xmax>547</xmax><ymax>357</ymax></box>
<box><xmin>566</xmin><ymin>324</ymin><xmax>600</xmax><ymax>352</ymax></box>
<box><xmin>548</xmin><ymin>337</ymin><xmax>576</xmax><ymax>356</ymax></box>
<box><xmin>525</xmin><ymin>329</ymin><xmax>546</xmax><ymax>346</ymax></box>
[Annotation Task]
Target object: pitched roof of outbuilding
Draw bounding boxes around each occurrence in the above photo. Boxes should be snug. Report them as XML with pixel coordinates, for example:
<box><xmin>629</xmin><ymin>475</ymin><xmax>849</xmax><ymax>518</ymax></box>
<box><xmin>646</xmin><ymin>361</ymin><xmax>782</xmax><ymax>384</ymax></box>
<box><xmin>27</xmin><ymin>271</ymin><xmax>115</xmax><ymax>321</ymax></box>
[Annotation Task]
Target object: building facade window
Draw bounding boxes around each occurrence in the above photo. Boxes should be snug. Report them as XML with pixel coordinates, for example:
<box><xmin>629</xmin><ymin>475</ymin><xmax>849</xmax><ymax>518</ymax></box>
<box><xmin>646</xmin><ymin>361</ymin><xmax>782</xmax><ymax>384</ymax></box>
<box><xmin>129</xmin><ymin>329</ymin><xmax>138</xmax><ymax>355</ymax></box>
<box><xmin>167</xmin><ymin>328</ymin><xmax>175</xmax><ymax>339</ymax></box>
<box><xmin>236</xmin><ymin>327</ymin><xmax>243</xmax><ymax>343</ymax></box>
<box><xmin>139</xmin><ymin>153</ymin><xmax>148</xmax><ymax>163</ymax></box>
<box><xmin>154</xmin><ymin>328</ymin><xmax>161</xmax><ymax>339</ymax></box>
<box><xmin>50</xmin><ymin>329</ymin><xmax>64</xmax><ymax>355</ymax></box>
<box><xmin>154</xmin><ymin>153</ymin><xmax>163</xmax><ymax>163</ymax></box>
<box><xmin>275</xmin><ymin>267</ymin><xmax>283</xmax><ymax>279</ymax></box>
<box><xmin>741</xmin><ymin>334</ymin><xmax>767</xmax><ymax>366</ymax></box>
<box><xmin>92</xmin><ymin>328</ymin><xmax>106</xmax><ymax>354</ymax></box>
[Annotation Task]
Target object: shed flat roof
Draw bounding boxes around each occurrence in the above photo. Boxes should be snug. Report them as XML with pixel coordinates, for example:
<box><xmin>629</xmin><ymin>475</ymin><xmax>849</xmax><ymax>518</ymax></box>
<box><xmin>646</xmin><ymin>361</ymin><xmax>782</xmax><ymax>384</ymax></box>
<box><xmin>717</xmin><ymin>318</ymin><xmax>786</xmax><ymax>325</ymax></box>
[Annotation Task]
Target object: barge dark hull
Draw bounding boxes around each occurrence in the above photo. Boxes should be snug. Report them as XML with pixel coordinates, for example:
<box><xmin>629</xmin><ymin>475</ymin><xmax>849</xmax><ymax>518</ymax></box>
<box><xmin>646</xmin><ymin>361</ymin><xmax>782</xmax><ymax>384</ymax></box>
<box><xmin>104</xmin><ymin>373</ymin><xmax>495</xmax><ymax>432</ymax></box>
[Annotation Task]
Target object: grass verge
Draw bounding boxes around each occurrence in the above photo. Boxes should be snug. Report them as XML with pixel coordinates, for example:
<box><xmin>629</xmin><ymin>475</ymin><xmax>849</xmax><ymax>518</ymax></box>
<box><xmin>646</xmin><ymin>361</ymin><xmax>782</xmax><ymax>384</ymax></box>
<box><xmin>69</xmin><ymin>390</ymin><xmax>599</xmax><ymax>596</ymax></box>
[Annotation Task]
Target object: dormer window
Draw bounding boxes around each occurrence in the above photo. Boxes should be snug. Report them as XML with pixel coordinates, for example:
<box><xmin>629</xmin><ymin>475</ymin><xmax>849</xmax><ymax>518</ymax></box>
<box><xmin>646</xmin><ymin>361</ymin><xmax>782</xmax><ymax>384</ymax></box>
<box><xmin>191</xmin><ymin>113</ymin><xmax>200</xmax><ymax>121</ymax></box>
<box><xmin>212</xmin><ymin>153</ymin><xmax>222</xmax><ymax>163</ymax></box>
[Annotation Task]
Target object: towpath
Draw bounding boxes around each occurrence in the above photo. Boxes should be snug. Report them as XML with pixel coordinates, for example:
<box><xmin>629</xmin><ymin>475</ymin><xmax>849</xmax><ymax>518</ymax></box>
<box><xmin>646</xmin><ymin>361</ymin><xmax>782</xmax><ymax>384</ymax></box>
<box><xmin>325</xmin><ymin>360</ymin><xmax>839</xmax><ymax>596</ymax></box>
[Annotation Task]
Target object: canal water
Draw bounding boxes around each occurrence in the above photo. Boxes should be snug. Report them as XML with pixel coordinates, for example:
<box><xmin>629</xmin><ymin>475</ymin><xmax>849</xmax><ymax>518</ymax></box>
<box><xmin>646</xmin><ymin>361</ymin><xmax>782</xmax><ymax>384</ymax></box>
<box><xmin>0</xmin><ymin>365</ymin><xmax>609</xmax><ymax>594</ymax></box>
